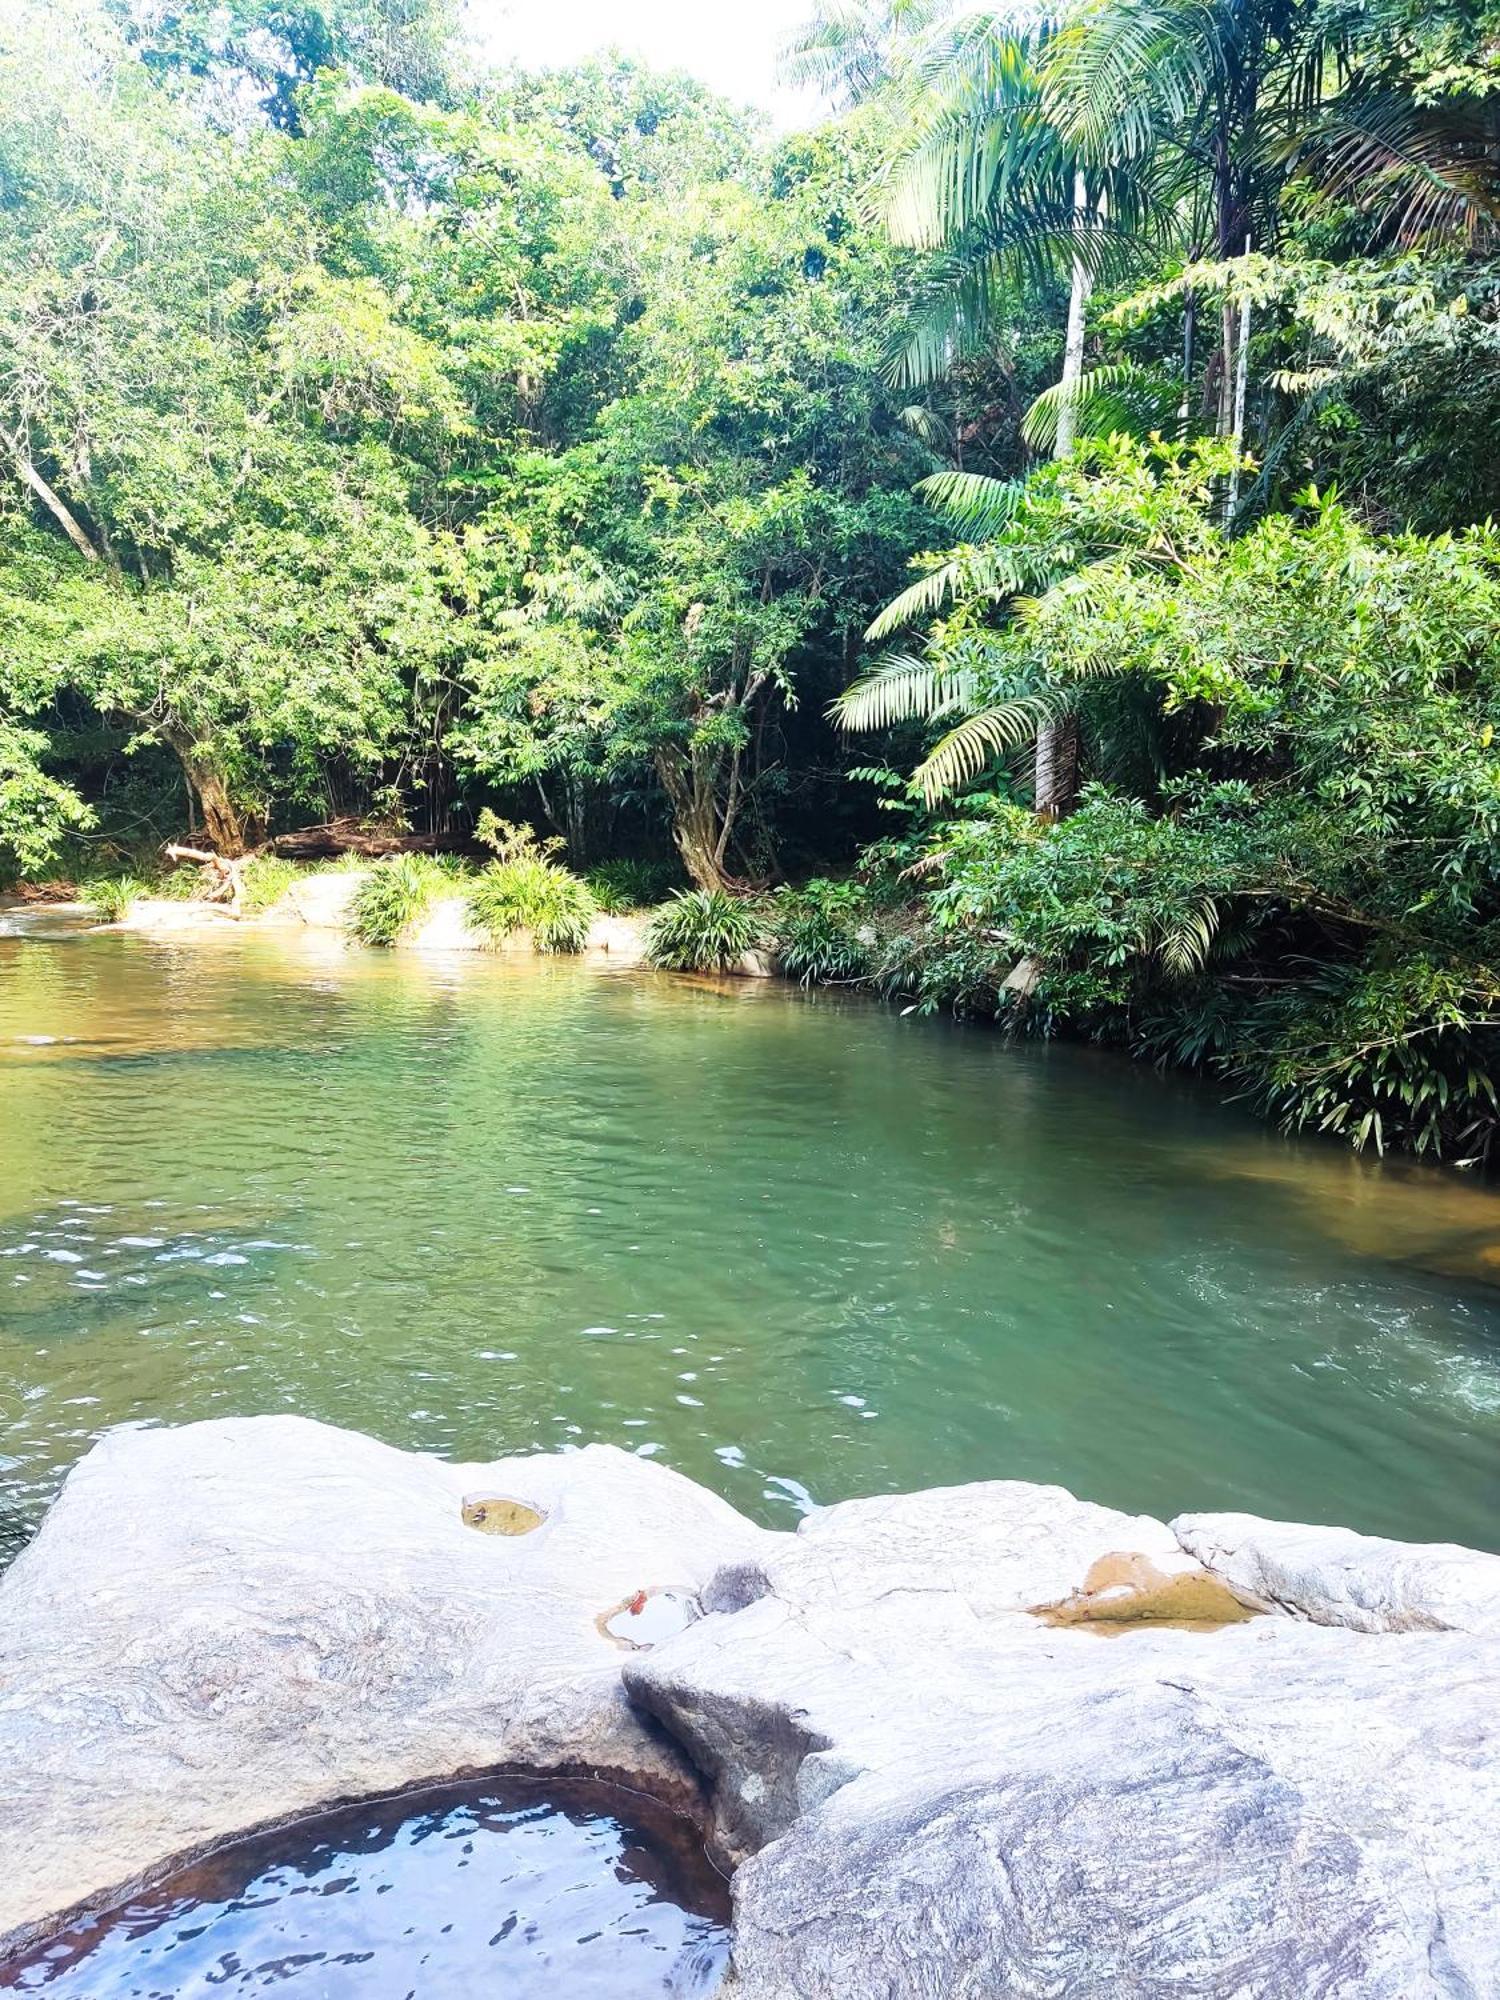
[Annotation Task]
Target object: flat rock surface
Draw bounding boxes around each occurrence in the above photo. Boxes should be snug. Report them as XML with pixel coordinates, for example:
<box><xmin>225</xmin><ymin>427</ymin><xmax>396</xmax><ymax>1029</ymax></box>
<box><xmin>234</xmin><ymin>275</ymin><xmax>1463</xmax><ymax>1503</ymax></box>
<box><xmin>5</xmin><ymin>1429</ymin><xmax>1499</xmax><ymax>1997</ymax></box>
<box><xmin>0</xmin><ymin>1415</ymin><xmax>769</xmax><ymax>1949</ymax></box>
<box><xmin>630</xmin><ymin>1480</ymin><xmax>1500</xmax><ymax>1999</ymax></box>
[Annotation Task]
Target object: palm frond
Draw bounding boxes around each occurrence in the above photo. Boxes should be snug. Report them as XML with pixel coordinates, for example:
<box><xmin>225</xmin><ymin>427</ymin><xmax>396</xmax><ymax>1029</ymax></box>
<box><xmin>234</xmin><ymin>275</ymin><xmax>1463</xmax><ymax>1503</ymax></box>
<box><xmin>1043</xmin><ymin>0</ymin><xmax>1222</xmax><ymax>160</ymax></box>
<box><xmin>1292</xmin><ymin>90</ymin><xmax>1500</xmax><ymax>247</ymax></box>
<box><xmin>831</xmin><ymin>651</ymin><xmax>977</xmax><ymax>729</ymax></box>
<box><xmin>864</xmin><ymin>563</ymin><xmax>967</xmax><ymax>640</ymax></box>
<box><xmin>915</xmin><ymin>469</ymin><xmax>1025</xmax><ymax>536</ymax></box>
<box><xmin>1156</xmin><ymin>896</ymin><xmax>1221</xmax><ymax>977</ymax></box>
<box><xmin>915</xmin><ymin>693</ymin><xmax>1066</xmax><ymax>799</ymax></box>
<box><xmin>1021</xmin><ymin>361</ymin><xmax>1185</xmax><ymax>450</ymax></box>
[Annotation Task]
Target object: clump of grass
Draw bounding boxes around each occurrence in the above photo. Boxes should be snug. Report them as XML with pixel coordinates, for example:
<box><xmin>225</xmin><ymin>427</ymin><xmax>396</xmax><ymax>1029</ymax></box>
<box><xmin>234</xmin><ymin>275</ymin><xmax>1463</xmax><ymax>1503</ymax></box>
<box><xmin>82</xmin><ymin>875</ymin><xmax>144</xmax><ymax>924</ymax></box>
<box><xmin>584</xmin><ymin>857</ymin><xmax>684</xmax><ymax>914</ymax></box>
<box><xmin>464</xmin><ymin>814</ymin><xmax>595</xmax><ymax>953</ymax></box>
<box><xmin>347</xmin><ymin>852</ymin><xmax>452</xmax><ymax>946</ymax></box>
<box><xmin>240</xmin><ymin>855</ymin><xmax>302</xmax><ymax>914</ymax></box>
<box><xmin>467</xmin><ymin>861</ymin><xmax>596</xmax><ymax>952</ymax></box>
<box><xmin>155</xmin><ymin>863</ymin><xmax>207</xmax><ymax>901</ymax></box>
<box><xmin>644</xmin><ymin>888</ymin><xmax>767</xmax><ymax>971</ymax></box>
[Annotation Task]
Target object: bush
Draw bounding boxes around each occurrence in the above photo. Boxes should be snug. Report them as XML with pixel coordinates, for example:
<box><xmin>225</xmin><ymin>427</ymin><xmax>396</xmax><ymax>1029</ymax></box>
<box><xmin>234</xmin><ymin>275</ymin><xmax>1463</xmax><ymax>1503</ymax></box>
<box><xmin>240</xmin><ymin>855</ymin><xmax>302</xmax><ymax>914</ymax></box>
<box><xmin>467</xmin><ymin>856</ymin><xmax>596</xmax><ymax>952</ymax></box>
<box><xmin>347</xmin><ymin>853</ymin><xmax>451</xmax><ymax>946</ymax></box>
<box><xmin>584</xmin><ymin>857</ymin><xmax>683</xmax><ymax>914</ymax></box>
<box><xmin>772</xmin><ymin>878</ymin><xmax>878</xmax><ymax>986</ymax></box>
<box><xmin>82</xmin><ymin>874</ymin><xmax>143</xmax><ymax>923</ymax></box>
<box><xmin>644</xmin><ymin>888</ymin><xmax>767</xmax><ymax>971</ymax></box>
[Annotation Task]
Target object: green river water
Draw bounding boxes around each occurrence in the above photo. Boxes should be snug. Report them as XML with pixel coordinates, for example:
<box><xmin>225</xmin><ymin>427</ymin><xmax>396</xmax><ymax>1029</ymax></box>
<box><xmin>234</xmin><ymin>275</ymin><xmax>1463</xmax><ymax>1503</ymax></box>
<box><xmin>2</xmin><ymin>914</ymin><xmax>1499</xmax><ymax>1560</ymax></box>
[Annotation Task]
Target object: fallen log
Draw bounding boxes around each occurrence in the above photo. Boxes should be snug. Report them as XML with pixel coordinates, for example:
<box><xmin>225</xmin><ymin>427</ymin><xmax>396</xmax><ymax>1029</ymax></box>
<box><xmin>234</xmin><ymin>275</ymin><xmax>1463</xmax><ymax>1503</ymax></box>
<box><xmin>163</xmin><ymin>843</ymin><xmax>247</xmax><ymax>917</ymax></box>
<box><xmin>263</xmin><ymin>819</ymin><xmax>443</xmax><ymax>861</ymax></box>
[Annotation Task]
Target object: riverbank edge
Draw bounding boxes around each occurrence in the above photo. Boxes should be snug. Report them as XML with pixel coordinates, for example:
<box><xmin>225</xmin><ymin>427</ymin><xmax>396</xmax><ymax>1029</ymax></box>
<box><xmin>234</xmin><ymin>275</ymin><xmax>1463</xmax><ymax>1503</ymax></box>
<box><xmin>7</xmin><ymin>872</ymin><xmax>780</xmax><ymax>977</ymax></box>
<box><xmin>2</xmin><ymin>1416</ymin><xmax>1498</xmax><ymax>1994</ymax></box>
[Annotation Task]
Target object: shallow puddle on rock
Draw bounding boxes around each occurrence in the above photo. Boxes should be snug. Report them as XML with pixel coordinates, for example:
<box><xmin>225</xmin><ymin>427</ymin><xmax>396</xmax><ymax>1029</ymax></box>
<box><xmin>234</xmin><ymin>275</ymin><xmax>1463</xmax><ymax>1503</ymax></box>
<box><xmin>461</xmin><ymin>1493</ymin><xmax>545</xmax><ymax>1535</ymax></box>
<box><xmin>600</xmin><ymin>1586</ymin><xmax>698</xmax><ymax>1648</ymax></box>
<box><xmin>1031</xmin><ymin>1551</ymin><xmax>1259</xmax><ymax>1633</ymax></box>
<box><xmin>0</xmin><ymin>1775</ymin><xmax>729</xmax><ymax>1997</ymax></box>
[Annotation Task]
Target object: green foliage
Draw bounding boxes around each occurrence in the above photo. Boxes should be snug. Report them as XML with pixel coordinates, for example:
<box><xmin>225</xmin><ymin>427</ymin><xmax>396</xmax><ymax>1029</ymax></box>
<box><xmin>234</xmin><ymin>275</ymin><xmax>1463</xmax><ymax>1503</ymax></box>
<box><xmin>240</xmin><ymin>855</ymin><xmax>303</xmax><ymax>913</ymax></box>
<box><xmin>156</xmin><ymin>864</ymin><xmax>207</xmax><ymax>901</ymax></box>
<box><xmin>773</xmin><ymin>878</ymin><xmax>879</xmax><ymax>984</ymax></box>
<box><xmin>82</xmin><ymin>875</ymin><xmax>144</xmax><ymax>923</ymax></box>
<box><xmin>347</xmin><ymin>853</ymin><xmax>450</xmax><ymax>945</ymax></box>
<box><xmin>845</xmin><ymin>454</ymin><xmax>1500</xmax><ymax>1156</ymax></box>
<box><xmin>644</xmin><ymin>889</ymin><xmax>768</xmax><ymax>971</ymax></box>
<box><xmin>584</xmin><ymin>858</ymin><xmax>683</xmax><ymax>913</ymax></box>
<box><xmin>466</xmin><ymin>821</ymin><xmax>596</xmax><ymax>952</ymax></box>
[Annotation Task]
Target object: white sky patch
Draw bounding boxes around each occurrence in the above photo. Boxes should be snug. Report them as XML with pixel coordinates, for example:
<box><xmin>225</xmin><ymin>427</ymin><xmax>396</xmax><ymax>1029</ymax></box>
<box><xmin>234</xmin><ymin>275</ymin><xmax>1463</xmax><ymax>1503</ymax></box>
<box><xmin>479</xmin><ymin>0</ymin><xmax>826</xmax><ymax>123</ymax></box>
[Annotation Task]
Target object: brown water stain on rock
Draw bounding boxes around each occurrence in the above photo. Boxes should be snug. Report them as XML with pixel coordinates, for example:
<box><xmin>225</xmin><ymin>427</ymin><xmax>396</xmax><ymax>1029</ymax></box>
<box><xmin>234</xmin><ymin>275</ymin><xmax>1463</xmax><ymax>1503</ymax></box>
<box><xmin>1031</xmin><ymin>1551</ymin><xmax>1259</xmax><ymax>1634</ymax></box>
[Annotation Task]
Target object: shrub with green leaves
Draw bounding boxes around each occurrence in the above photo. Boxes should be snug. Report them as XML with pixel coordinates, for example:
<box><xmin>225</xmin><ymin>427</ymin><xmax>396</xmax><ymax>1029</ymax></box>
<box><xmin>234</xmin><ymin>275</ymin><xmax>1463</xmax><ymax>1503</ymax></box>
<box><xmin>772</xmin><ymin>878</ymin><xmax>878</xmax><ymax>986</ymax></box>
<box><xmin>82</xmin><ymin>874</ymin><xmax>143</xmax><ymax>923</ymax></box>
<box><xmin>462</xmin><ymin>815</ymin><xmax>596</xmax><ymax>952</ymax></box>
<box><xmin>347</xmin><ymin>853</ymin><xmax>452</xmax><ymax>947</ymax></box>
<box><xmin>467</xmin><ymin>857</ymin><xmax>596</xmax><ymax>953</ymax></box>
<box><xmin>644</xmin><ymin>889</ymin><xmax>767</xmax><ymax>971</ymax></box>
<box><xmin>584</xmin><ymin>858</ymin><xmax>684</xmax><ymax>914</ymax></box>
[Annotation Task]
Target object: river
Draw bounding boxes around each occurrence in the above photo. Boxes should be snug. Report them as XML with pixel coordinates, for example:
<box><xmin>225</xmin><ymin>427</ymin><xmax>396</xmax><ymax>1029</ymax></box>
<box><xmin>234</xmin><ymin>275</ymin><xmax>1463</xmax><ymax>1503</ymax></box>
<box><xmin>3</xmin><ymin>915</ymin><xmax>1499</xmax><ymax>1559</ymax></box>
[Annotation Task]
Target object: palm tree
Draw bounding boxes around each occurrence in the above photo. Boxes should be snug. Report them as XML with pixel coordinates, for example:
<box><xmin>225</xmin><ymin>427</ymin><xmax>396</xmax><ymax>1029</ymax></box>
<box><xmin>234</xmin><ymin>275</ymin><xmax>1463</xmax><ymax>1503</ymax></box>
<box><xmin>858</xmin><ymin>11</ymin><xmax>1156</xmax><ymax>812</ymax></box>
<box><xmin>778</xmin><ymin>0</ymin><xmax>940</xmax><ymax>111</ymax></box>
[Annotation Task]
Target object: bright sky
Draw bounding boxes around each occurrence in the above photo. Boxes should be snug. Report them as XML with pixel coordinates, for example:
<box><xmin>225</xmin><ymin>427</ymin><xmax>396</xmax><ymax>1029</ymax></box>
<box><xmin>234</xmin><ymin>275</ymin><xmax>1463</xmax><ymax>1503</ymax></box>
<box><xmin>481</xmin><ymin>0</ymin><xmax>823</xmax><ymax>123</ymax></box>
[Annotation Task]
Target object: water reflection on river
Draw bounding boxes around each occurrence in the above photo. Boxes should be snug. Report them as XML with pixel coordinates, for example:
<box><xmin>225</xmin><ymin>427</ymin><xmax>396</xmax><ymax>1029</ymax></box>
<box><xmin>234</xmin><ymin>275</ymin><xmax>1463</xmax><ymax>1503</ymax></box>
<box><xmin>1</xmin><ymin>917</ymin><xmax>1498</xmax><ymax>1559</ymax></box>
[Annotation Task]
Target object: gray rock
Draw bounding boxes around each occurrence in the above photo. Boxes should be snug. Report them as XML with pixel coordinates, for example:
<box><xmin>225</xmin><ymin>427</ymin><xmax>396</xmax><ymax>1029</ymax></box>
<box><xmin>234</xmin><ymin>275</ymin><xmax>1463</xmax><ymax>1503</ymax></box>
<box><xmin>0</xmin><ymin>1415</ymin><xmax>770</xmax><ymax>1948</ymax></box>
<box><xmin>5</xmin><ymin>1429</ymin><xmax>1499</xmax><ymax>1999</ymax></box>
<box><xmin>630</xmin><ymin>1480</ymin><xmax>1500</xmax><ymax>1998</ymax></box>
<box><xmin>1173</xmin><ymin>1509</ymin><xmax>1500</xmax><ymax>1637</ymax></box>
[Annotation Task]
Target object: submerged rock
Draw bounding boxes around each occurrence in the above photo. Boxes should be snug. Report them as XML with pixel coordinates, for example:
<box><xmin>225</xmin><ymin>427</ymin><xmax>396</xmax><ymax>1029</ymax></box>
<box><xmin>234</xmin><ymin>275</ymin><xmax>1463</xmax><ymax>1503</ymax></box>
<box><xmin>2</xmin><ymin>1423</ymin><xmax>1498</xmax><ymax>1997</ymax></box>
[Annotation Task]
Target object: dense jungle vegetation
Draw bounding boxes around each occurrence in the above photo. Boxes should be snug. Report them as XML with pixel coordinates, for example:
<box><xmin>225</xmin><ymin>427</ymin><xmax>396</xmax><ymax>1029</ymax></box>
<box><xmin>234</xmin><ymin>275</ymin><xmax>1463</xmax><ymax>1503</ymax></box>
<box><xmin>5</xmin><ymin>0</ymin><xmax>1500</xmax><ymax>1159</ymax></box>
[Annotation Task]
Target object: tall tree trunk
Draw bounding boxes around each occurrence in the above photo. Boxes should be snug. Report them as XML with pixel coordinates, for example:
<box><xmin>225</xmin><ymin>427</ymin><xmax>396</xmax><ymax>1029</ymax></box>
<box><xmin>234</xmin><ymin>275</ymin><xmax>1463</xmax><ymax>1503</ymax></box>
<box><xmin>164</xmin><ymin>728</ymin><xmax>254</xmax><ymax>855</ymax></box>
<box><xmin>1225</xmin><ymin>243</ymin><xmax>1253</xmax><ymax>516</ymax></box>
<box><xmin>654</xmin><ymin>745</ymin><xmax>742</xmax><ymax>894</ymax></box>
<box><xmin>1053</xmin><ymin>170</ymin><xmax>1092</xmax><ymax>459</ymax></box>
<box><xmin>1034</xmin><ymin>714</ymin><xmax>1080</xmax><ymax>820</ymax></box>
<box><xmin>1034</xmin><ymin>170</ymin><xmax>1090</xmax><ymax>819</ymax></box>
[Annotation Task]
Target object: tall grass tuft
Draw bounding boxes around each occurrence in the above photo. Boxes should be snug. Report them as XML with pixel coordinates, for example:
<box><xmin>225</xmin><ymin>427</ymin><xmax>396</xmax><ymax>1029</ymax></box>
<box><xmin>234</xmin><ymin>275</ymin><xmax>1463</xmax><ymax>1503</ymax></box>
<box><xmin>240</xmin><ymin>855</ymin><xmax>302</xmax><ymax>914</ymax></box>
<box><xmin>347</xmin><ymin>853</ymin><xmax>452</xmax><ymax>946</ymax></box>
<box><xmin>467</xmin><ymin>856</ymin><xmax>596</xmax><ymax>953</ymax></box>
<box><xmin>584</xmin><ymin>858</ymin><xmax>683</xmax><ymax>914</ymax></box>
<box><xmin>644</xmin><ymin>888</ymin><xmax>766</xmax><ymax>971</ymax></box>
<box><xmin>81</xmin><ymin>875</ymin><xmax>143</xmax><ymax>923</ymax></box>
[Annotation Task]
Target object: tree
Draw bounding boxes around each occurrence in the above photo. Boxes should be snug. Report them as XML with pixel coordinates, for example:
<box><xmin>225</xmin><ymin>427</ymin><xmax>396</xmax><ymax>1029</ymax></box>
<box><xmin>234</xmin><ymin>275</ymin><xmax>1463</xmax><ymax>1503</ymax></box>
<box><xmin>452</xmin><ymin>119</ymin><xmax>930</xmax><ymax>889</ymax></box>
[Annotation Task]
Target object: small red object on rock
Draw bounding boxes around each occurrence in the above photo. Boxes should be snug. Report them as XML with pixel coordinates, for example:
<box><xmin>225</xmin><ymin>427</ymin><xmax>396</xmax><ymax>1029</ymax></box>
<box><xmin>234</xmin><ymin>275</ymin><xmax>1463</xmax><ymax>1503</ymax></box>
<box><xmin>626</xmin><ymin>1589</ymin><xmax>648</xmax><ymax>1616</ymax></box>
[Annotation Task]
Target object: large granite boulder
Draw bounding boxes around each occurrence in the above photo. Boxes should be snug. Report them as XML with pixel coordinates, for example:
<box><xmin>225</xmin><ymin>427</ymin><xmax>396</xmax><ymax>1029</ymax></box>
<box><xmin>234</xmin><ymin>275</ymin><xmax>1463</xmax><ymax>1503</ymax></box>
<box><xmin>1173</xmin><ymin>1509</ymin><xmax>1500</xmax><ymax>1638</ymax></box>
<box><xmin>3</xmin><ymin>1422</ymin><xmax>1499</xmax><ymax>1998</ymax></box>
<box><xmin>630</xmin><ymin>1482</ymin><xmax>1500</xmax><ymax>1998</ymax></box>
<box><xmin>0</xmin><ymin>1415</ymin><xmax>770</xmax><ymax>1949</ymax></box>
